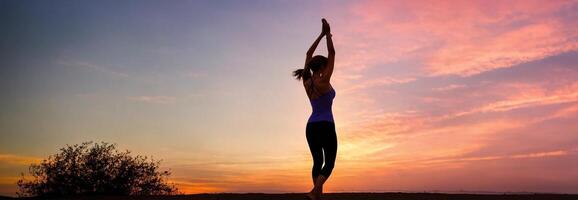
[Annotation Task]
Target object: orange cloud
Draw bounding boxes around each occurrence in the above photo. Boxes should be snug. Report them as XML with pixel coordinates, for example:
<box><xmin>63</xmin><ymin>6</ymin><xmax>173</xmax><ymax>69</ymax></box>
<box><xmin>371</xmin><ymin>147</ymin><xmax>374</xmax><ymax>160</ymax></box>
<box><xmin>0</xmin><ymin>177</ymin><xmax>20</xmax><ymax>185</ymax></box>
<box><xmin>164</xmin><ymin>154</ymin><xmax>313</xmax><ymax>194</ymax></box>
<box><xmin>509</xmin><ymin>150</ymin><xmax>569</xmax><ymax>159</ymax></box>
<box><xmin>0</xmin><ymin>154</ymin><xmax>42</xmax><ymax>166</ymax></box>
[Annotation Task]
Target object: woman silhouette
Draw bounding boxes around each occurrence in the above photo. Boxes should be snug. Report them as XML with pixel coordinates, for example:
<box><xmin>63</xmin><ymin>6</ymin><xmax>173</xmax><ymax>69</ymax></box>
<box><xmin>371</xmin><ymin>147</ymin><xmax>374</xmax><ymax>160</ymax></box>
<box><xmin>293</xmin><ymin>18</ymin><xmax>336</xmax><ymax>200</ymax></box>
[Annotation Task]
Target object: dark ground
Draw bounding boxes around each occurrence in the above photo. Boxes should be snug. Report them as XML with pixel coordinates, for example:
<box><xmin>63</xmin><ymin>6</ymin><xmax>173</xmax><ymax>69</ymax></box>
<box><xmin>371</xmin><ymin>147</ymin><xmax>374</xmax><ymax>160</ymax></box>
<box><xmin>5</xmin><ymin>193</ymin><xmax>578</xmax><ymax>200</ymax></box>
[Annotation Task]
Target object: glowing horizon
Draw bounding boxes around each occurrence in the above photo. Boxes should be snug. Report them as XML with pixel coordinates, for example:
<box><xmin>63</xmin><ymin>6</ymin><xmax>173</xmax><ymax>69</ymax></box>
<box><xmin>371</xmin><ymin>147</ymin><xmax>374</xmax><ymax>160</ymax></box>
<box><xmin>2</xmin><ymin>0</ymin><xmax>578</xmax><ymax>196</ymax></box>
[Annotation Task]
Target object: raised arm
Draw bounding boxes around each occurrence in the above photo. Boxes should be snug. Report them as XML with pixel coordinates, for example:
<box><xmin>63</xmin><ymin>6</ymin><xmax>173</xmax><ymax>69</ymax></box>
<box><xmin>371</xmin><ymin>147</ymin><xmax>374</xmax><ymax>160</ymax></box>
<box><xmin>305</xmin><ymin>33</ymin><xmax>325</xmax><ymax>69</ymax></box>
<box><xmin>294</xmin><ymin>19</ymin><xmax>331</xmax><ymax>82</ymax></box>
<box><xmin>321</xmin><ymin>19</ymin><xmax>335</xmax><ymax>82</ymax></box>
<box><xmin>298</xmin><ymin>29</ymin><xmax>325</xmax><ymax>83</ymax></box>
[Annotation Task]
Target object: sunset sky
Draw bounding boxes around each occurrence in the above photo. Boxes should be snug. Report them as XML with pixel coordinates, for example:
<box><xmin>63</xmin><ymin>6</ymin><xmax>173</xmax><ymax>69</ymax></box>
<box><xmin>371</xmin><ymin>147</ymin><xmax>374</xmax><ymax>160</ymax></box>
<box><xmin>2</xmin><ymin>0</ymin><xmax>578</xmax><ymax>196</ymax></box>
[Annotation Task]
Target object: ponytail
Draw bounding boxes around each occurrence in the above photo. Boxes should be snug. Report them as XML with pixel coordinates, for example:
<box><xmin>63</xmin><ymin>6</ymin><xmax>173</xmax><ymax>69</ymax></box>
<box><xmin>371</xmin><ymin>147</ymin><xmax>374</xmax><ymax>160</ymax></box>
<box><xmin>294</xmin><ymin>55</ymin><xmax>326</xmax><ymax>81</ymax></box>
<box><xmin>293</xmin><ymin>68</ymin><xmax>311</xmax><ymax>81</ymax></box>
<box><xmin>294</xmin><ymin>55</ymin><xmax>327</xmax><ymax>80</ymax></box>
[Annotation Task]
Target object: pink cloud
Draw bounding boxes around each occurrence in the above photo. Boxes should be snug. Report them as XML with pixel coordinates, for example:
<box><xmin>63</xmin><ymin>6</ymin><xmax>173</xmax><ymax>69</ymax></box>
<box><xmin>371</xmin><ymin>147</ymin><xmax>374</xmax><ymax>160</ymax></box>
<box><xmin>326</xmin><ymin>3</ymin><xmax>578</xmax><ymax>185</ymax></box>
<box><xmin>432</xmin><ymin>84</ymin><xmax>467</xmax><ymax>92</ymax></box>
<box><xmin>331</xmin><ymin>0</ymin><xmax>578</xmax><ymax>78</ymax></box>
<box><xmin>447</xmin><ymin>82</ymin><xmax>578</xmax><ymax>118</ymax></box>
<box><xmin>427</xmin><ymin>21</ymin><xmax>578</xmax><ymax>76</ymax></box>
<box><xmin>332</xmin><ymin>75</ymin><xmax>578</xmax><ymax>185</ymax></box>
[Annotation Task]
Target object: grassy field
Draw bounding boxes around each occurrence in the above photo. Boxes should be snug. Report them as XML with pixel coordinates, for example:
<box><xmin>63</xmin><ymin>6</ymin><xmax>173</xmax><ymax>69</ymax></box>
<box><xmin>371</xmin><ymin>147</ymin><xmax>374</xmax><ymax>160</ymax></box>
<box><xmin>5</xmin><ymin>193</ymin><xmax>578</xmax><ymax>200</ymax></box>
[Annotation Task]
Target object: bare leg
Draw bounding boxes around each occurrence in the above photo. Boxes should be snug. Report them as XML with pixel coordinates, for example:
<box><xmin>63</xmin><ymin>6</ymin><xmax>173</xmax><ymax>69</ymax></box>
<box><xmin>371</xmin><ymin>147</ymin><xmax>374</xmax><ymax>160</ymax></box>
<box><xmin>313</xmin><ymin>175</ymin><xmax>328</xmax><ymax>197</ymax></box>
<box><xmin>306</xmin><ymin>176</ymin><xmax>318</xmax><ymax>200</ymax></box>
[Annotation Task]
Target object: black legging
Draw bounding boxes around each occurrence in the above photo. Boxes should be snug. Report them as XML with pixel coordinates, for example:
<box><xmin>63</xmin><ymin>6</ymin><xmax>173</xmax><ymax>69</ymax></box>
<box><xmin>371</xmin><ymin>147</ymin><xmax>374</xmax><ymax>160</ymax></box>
<box><xmin>306</xmin><ymin>121</ymin><xmax>337</xmax><ymax>180</ymax></box>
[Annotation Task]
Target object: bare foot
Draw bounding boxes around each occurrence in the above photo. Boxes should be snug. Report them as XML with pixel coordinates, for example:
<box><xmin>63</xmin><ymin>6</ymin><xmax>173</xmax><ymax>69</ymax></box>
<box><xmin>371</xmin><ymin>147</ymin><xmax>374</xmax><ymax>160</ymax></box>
<box><xmin>305</xmin><ymin>191</ymin><xmax>317</xmax><ymax>200</ymax></box>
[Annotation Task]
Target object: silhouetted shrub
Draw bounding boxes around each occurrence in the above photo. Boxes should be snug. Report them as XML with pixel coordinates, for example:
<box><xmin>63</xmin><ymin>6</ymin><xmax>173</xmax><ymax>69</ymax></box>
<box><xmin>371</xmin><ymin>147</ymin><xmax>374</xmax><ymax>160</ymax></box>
<box><xmin>17</xmin><ymin>141</ymin><xmax>177</xmax><ymax>197</ymax></box>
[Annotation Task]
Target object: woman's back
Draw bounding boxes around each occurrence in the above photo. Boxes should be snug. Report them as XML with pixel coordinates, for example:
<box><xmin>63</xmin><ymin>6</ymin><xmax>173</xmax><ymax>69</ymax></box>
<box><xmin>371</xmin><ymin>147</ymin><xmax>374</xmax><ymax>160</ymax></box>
<box><xmin>307</xmin><ymin>78</ymin><xmax>335</xmax><ymax>123</ymax></box>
